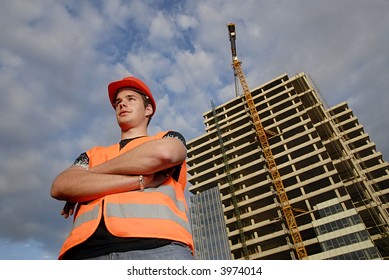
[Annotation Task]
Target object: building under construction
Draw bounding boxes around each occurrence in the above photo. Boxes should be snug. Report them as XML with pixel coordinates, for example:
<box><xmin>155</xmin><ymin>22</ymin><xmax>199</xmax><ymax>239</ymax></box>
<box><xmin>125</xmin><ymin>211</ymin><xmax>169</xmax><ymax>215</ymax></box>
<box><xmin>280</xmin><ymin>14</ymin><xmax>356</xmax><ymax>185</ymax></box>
<box><xmin>186</xmin><ymin>72</ymin><xmax>389</xmax><ymax>260</ymax></box>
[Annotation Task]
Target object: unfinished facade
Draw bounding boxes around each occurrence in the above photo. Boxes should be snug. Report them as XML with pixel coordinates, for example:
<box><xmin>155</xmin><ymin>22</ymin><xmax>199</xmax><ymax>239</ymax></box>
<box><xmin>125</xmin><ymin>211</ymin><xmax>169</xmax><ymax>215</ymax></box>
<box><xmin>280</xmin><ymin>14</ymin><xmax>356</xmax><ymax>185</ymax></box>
<box><xmin>186</xmin><ymin>72</ymin><xmax>389</xmax><ymax>260</ymax></box>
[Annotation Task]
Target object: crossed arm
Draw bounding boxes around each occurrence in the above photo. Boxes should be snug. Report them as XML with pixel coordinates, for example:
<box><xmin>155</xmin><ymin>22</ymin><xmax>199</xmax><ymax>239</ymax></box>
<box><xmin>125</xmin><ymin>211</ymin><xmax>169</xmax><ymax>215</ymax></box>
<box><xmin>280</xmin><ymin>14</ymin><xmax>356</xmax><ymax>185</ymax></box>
<box><xmin>50</xmin><ymin>137</ymin><xmax>186</xmax><ymax>204</ymax></box>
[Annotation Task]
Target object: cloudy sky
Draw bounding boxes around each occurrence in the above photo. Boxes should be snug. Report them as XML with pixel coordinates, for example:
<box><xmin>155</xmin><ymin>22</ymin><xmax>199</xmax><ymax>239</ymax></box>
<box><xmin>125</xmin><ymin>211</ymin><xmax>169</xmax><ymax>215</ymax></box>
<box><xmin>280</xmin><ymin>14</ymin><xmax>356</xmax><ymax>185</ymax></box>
<box><xmin>0</xmin><ymin>0</ymin><xmax>388</xmax><ymax>260</ymax></box>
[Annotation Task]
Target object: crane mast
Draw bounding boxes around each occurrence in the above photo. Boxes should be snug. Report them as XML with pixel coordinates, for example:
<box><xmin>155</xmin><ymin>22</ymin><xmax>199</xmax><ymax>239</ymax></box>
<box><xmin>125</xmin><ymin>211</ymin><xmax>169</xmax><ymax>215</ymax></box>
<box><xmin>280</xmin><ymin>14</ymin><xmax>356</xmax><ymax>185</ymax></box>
<box><xmin>227</xmin><ymin>23</ymin><xmax>308</xmax><ymax>260</ymax></box>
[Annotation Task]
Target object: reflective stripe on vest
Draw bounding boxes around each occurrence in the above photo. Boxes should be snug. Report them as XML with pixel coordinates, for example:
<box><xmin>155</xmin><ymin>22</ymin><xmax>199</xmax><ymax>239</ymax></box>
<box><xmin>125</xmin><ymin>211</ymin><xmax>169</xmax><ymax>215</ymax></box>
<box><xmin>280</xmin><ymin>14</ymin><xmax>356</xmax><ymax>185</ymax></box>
<box><xmin>106</xmin><ymin>184</ymin><xmax>190</xmax><ymax>233</ymax></box>
<box><xmin>73</xmin><ymin>204</ymin><xmax>100</xmax><ymax>229</ymax></box>
<box><xmin>144</xmin><ymin>185</ymin><xmax>186</xmax><ymax>212</ymax></box>
<box><xmin>72</xmin><ymin>185</ymin><xmax>188</xmax><ymax>231</ymax></box>
<box><xmin>106</xmin><ymin>204</ymin><xmax>191</xmax><ymax>233</ymax></box>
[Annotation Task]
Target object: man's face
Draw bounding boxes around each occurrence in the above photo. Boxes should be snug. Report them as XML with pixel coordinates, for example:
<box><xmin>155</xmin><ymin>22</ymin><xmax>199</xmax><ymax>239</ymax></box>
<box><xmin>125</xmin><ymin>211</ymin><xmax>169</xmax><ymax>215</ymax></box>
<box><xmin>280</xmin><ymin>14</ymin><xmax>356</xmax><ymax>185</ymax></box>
<box><xmin>114</xmin><ymin>89</ymin><xmax>153</xmax><ymax>131</ymax></box>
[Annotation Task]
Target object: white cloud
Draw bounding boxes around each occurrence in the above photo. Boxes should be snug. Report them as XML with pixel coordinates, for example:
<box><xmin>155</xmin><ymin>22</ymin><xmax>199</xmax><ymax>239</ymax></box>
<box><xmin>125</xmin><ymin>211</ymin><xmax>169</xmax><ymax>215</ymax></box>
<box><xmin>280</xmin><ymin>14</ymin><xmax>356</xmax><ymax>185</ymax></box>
<box><xmin>125</xmin><ymin>51</ymin><xmax>172</xmax><ymax>81</ymax></box>
<box><xmin>102</xmin><ymin>0</ymin><xmax>133</xmax><ymax>28</ymax></box>
<box><xmin>0</xmin><ymin>0</ymin><xmax>388</xmax><ymax>260</ymax></box>
<box><xmin>176</xmin><ymin>14</ymin><xmax>198</xmax><ymax>30</ymax></box>
<box><xmin>149</xmin><ymin>11</ymin><xmax>175</xmax><ymax>40</ymax></box>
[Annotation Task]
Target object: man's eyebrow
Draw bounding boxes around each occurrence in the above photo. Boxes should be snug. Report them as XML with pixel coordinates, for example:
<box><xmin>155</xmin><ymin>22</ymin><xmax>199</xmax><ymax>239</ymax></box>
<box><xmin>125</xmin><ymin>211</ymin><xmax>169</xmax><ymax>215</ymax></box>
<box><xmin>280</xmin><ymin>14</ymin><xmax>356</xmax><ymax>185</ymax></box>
<box><xmin>115</xmin><ymin>93</ymin><xmax>138</xmax><ymax>103</ymax></box>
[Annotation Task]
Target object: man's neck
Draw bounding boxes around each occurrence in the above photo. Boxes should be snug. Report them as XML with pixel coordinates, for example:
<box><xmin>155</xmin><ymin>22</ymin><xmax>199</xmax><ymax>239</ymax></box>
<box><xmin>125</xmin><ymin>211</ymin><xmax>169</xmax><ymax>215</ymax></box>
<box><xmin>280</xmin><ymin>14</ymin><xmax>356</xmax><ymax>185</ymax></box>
<box><xmin>120</xmin><ymin>127</ymin><xmax>148</xmax><ymax>140</ymax></box>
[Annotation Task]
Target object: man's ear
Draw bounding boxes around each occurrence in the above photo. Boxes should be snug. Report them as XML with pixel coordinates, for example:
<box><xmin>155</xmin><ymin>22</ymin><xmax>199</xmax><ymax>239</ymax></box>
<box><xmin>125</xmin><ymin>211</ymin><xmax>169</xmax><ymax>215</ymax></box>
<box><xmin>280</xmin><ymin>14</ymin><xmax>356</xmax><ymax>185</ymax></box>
<box><xmin>145</xmin><ymin>104</ymin><xmax>154</xmax><ymax>117</ymax></box>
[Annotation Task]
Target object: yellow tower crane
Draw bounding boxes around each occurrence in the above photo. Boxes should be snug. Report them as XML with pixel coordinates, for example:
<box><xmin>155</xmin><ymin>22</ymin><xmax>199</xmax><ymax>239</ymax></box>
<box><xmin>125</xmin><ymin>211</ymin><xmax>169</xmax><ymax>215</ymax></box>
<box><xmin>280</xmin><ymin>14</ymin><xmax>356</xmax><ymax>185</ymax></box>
<box><xmin>227</xmin><ymin>23</ymin><xmax>308</xmax><ymax>260</ymax></box>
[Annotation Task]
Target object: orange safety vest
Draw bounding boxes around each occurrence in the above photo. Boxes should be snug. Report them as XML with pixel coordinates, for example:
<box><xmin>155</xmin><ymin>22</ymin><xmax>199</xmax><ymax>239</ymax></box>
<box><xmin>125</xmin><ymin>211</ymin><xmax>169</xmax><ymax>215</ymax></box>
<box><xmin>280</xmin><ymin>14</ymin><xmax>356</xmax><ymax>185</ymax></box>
<box><xmin>58</xmin><ymin>132</ymin><xmax>193</xmax><ymax>259</ymax></box>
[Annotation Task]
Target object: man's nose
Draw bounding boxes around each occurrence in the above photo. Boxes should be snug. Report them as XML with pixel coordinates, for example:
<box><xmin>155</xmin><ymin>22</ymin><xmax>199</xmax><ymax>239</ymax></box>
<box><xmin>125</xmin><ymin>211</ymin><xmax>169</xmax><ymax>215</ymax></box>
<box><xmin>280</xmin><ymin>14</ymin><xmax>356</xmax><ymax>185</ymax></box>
<box><xmin>119</xmin><ymin>101</ymin><xmax>127</xmax><ymax>109</ymax></box>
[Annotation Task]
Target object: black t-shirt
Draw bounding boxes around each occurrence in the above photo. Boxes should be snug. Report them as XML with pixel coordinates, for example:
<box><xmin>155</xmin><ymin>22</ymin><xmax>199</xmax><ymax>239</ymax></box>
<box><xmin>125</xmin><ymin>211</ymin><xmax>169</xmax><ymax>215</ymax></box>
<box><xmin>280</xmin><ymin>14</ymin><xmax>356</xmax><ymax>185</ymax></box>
<box><xmin>62</xmin><ymin>131</ymin><xmax>186</xmax><ymax>259</ymax></box>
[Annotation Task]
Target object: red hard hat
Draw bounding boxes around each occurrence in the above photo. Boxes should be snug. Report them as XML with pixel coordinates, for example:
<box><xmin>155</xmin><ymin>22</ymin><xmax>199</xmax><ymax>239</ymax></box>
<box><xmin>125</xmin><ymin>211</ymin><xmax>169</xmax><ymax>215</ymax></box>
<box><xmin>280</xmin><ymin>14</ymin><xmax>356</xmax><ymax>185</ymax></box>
<box><xmin>108</xmin><ymin>76</ymin><xmax>156</xmax><ymax>116</ymax></box>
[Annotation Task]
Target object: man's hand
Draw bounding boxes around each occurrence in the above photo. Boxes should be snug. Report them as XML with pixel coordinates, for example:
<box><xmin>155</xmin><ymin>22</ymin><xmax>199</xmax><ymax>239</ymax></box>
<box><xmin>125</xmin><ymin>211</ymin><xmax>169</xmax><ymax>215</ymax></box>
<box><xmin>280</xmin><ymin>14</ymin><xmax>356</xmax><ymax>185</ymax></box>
<box><xmin>144</xmin><ymin>168</ymin><xmax>175</xmax><ymax>189</ymax></box>
<box><xmin>61</xmin><ymin>201</ymin><xmax>76</xmax><ymax>219</ymax></box>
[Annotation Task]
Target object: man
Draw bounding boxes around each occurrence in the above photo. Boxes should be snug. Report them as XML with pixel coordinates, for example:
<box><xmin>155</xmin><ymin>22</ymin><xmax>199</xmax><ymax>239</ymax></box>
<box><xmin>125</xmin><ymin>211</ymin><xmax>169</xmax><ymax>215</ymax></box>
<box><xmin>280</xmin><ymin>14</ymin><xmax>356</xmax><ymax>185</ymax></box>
<box><xmin>51</xmin><ymin>76</ymin><xmax>194</xmax><ymax>260</ymax></box>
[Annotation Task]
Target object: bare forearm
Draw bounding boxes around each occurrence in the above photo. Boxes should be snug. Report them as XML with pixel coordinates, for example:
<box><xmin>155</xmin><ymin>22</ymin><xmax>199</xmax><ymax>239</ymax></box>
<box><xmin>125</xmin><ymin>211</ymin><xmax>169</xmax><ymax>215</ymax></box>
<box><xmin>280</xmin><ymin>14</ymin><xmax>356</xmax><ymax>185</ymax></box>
<box><xmin>91</xmin><ymin>138</ymin><xmax>186</xmax><ymax>175</ymax></box>
<box><xmin>50</xmin><ymin>167</ymin><xmax>140</xmax><ymax>202</ymax></box>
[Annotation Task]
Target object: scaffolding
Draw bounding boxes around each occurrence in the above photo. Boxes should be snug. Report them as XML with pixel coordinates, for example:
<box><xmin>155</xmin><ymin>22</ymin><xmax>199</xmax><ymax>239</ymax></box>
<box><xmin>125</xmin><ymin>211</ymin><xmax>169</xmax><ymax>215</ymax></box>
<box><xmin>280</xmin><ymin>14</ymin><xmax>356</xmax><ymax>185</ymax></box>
<box><xmin>211</xmin><ymin>100</ymin><xmax>250</xmax><ymax>259</ymax></box>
